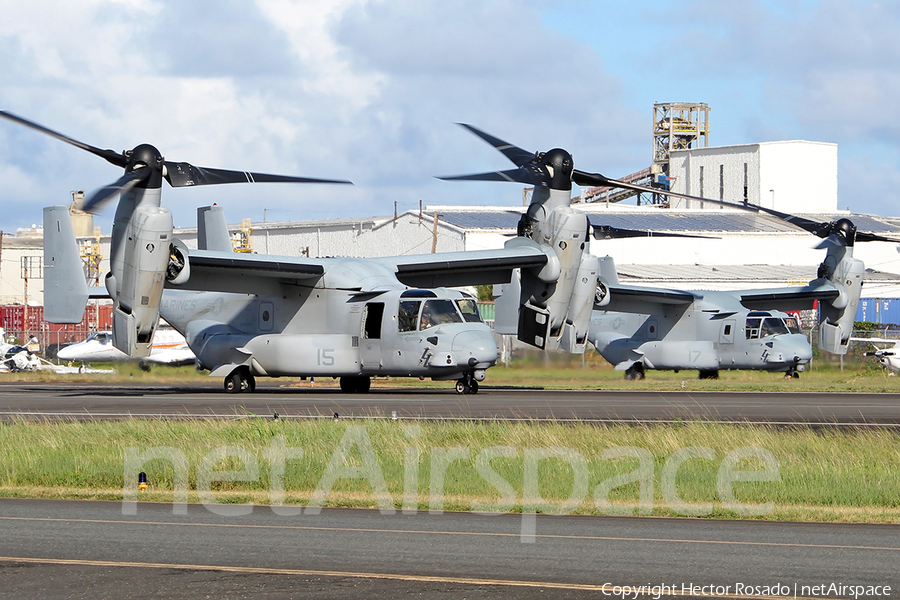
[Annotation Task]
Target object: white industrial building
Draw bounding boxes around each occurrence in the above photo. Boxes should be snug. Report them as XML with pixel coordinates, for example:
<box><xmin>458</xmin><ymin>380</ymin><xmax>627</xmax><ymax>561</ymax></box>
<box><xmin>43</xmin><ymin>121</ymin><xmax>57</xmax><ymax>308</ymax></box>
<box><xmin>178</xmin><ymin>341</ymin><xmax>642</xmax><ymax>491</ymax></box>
<box><xmin>4</xmin><ymin>139</ymin><xmax>900</xmax><ymax>320</ymax></box>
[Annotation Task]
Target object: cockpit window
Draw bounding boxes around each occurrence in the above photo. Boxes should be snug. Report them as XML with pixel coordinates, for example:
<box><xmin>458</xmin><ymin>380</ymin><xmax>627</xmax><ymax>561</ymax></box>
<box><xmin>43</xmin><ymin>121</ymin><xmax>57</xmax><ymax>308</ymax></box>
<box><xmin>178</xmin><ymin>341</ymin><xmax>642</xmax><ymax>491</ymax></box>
<box><xmin>745</xmin><ymin>318</ymin><xmax>761</xmax><ymax>339</ymax></box>
<box><xmin>456</xmin><ymin>299</ymin><xmax>482</xmax><ymax>323</ymax></box>
<box><xmin>419</xmin><ymin>299</ymin><xmax>463</xmax><ymax>330</ymax></box>
<box><xmin>398</xmin><ymin>300</ymin><xmax>421</xmax><ymax>333</ymax></box>
<box><xmin>87</xmin><ymin>332</ymin><xmax>111</xmax><ymax>344</ymax></box>
<box><xmin>761</xmin><ymin>318</ymin><xmax>790</xmax><ymax>337</ymax></box>
<box><xmin>747</xmin><ymin>316</ymin><xmax>794</xmax><ymax>339</ymax></box>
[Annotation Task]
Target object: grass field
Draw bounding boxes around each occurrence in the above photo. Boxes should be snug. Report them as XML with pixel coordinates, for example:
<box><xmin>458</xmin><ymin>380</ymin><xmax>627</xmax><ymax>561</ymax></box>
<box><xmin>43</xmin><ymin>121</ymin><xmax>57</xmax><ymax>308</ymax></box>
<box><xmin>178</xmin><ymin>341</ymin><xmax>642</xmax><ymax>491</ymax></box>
<box><xmin>0</xmin><ymin>418</ymin><xmax>898</xmax><ymax>523</ymax></box>
<box><xmin>1</xmin><ymin>355</ymin><xmax>897</xmax><ymax>523</ymax></box>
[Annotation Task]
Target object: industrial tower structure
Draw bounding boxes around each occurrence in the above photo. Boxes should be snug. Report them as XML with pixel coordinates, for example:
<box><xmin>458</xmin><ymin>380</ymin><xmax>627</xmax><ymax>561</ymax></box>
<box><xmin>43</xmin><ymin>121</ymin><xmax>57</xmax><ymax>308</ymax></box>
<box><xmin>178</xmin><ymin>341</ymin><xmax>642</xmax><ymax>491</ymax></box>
<box><xmin>580</xmin><ymin>102</ymin><xmax>710</xmax><ymax>206</ymax></box>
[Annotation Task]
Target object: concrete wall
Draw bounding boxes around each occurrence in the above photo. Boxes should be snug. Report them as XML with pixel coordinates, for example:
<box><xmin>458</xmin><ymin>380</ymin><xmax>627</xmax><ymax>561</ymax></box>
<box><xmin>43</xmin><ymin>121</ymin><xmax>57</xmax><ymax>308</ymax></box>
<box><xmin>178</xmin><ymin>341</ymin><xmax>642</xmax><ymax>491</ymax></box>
<box><xmin>669</xmin><ymin>141</ymin><xmax>838</xmax><ymax>213</ymax></box>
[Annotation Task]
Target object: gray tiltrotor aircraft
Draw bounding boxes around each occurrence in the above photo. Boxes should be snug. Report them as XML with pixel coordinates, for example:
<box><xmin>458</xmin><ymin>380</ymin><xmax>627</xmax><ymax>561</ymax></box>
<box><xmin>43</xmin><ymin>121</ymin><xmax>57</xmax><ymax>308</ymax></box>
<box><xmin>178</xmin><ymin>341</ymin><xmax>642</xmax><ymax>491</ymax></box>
<box><xmin>444</xmin><ymin>125</ymin><xmax>894</xmax><ymax>378</ymax></box>
<box><xmin>589</xmin><ymin>210</ymin><xmax>900</xmax><ymax>380</ymax></box>
<box><xmin>2</xmin><ymin>111</ymin><xmax>602</xmax><ymax>393</ymax></box>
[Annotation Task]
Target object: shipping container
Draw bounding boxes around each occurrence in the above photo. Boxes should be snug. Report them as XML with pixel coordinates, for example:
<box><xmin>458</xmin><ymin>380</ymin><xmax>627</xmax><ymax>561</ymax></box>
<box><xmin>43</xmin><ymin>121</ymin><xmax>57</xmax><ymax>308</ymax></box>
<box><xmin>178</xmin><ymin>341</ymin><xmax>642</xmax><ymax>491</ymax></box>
<box><xmin>856</xmin><ymin>298</ymin><xmax>900</xmax><ymax>325</ymax></box>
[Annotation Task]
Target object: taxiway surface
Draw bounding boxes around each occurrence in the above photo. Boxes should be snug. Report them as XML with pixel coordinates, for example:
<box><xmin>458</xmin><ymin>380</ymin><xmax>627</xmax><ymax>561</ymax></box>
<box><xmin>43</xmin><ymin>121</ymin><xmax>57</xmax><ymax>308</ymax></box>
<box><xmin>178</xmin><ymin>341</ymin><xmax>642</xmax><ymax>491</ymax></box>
<box><xmin>0</xmin><ymin>382</ymin><xmax>898</xmax><ymax>425</ymax></box>
<box><xmin>0</xmin><ymin>498</ymin><xmax>897</xmax><ymax>599</ymax></box>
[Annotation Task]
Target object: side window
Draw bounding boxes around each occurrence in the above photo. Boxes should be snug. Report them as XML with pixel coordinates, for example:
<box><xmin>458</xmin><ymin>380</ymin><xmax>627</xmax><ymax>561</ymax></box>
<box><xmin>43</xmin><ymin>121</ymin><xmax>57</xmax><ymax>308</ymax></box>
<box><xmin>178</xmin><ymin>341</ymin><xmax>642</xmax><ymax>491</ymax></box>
<box><xmin>398</xmin><ymin>300</ymin><xmax>421</xmax><ymax>333</ymax></box>
<box><xmin>456</xmin><ymin>299</ymin><xmax>482</xmax><ymax>323</ymax></box>
<box><xmin>745</xmin><ymin>317</ymin><xmax>761</xmax><ymax>340</ymax></box>
<box><xmin>724</xmin><ymin>324</ymin><xmax>732</xmax><ymax>336</ymax></box>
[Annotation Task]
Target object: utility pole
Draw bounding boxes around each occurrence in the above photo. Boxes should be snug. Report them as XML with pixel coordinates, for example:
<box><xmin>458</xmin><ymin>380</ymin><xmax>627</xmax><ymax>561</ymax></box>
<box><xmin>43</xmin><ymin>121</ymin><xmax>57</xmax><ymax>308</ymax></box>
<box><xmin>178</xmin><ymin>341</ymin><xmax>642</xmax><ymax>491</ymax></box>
<box><xmin>431</xmin><ymin>212</ymin><xmax>439</xmax><ymax>253</ymax></box>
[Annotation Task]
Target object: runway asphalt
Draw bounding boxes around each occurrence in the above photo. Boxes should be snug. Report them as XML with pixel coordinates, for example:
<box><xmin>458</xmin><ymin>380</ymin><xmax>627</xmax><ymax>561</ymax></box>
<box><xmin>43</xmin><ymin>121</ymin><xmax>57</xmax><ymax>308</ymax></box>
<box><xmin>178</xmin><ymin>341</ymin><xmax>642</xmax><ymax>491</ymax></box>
<box><xmin>0</xmin><ymin>381</ymin><xmax>899</xmax><ymax>425</ymax></box>
<box><xmin>0</xmin><ymin>498</ymin><xmax>897</xmax><ymax>599</ymax></box>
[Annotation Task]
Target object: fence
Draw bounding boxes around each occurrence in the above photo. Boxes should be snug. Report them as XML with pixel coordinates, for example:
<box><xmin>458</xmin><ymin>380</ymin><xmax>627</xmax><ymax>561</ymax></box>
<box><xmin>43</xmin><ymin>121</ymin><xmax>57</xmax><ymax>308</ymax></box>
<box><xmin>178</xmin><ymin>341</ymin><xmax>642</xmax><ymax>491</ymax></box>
<box><xmin>1</xmin><ymin>303</ymin><xmax>113</xmax><ymax>357</ymax></box>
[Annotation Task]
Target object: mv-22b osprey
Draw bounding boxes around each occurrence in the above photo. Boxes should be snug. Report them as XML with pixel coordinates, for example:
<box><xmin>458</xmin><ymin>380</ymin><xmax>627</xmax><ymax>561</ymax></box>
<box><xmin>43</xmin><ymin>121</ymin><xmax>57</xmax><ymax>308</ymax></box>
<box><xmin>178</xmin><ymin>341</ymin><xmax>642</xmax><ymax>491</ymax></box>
<box><xmin>2</xmin><ymin>111</ymin><xmax>617</xmax><ymax>394</ymax></box>
<box><xmin>588</xmin><ymin>209</ymin><xmax>899</xmax><ymax>380</ymax></box>
<box><xmin>444</xmin><ymin>125</ymin><xmax>887</xmax><ymax>378</ymax></box>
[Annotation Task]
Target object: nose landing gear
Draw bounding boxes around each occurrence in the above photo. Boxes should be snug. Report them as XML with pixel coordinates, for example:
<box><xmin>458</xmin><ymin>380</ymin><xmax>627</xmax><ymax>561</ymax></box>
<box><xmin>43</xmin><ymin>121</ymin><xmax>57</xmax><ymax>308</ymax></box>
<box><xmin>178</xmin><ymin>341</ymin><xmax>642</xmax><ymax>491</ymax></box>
<box><xmin>455</xmin><ymin>372</ymin><xmax>479</xmax><ymax>394</ymax></box>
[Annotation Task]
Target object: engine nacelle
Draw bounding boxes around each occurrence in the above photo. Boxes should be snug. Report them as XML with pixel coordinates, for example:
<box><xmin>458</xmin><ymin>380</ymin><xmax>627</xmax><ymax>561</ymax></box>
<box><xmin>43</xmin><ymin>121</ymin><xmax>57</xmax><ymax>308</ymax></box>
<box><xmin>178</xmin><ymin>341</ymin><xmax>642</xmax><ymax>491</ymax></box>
<box><xmin>818</xmin><ymin>251</ymin><xmax>864</xmax><ymax>355</ymax></box>
<box><xmin>166</xmin><ymin>238</ymin><xmax>191</xmax><ymax>285</ymax></box>
<box><xmin>112</xmin><ymin>205</ymin><xmax>173</xmax><ymax>357</ymax></box>
<box><xmin>558</xmin><ymin>255</ymin><xmax>599</xmax><ymax>354</ymax></box>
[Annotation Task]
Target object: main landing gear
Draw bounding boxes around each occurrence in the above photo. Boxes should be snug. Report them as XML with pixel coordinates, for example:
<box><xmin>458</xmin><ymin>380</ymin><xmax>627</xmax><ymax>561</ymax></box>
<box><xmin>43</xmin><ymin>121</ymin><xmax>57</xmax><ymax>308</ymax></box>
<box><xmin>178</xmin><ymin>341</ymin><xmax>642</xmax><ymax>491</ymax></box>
<box><xmin>624</xmin><ymin>363</ymin><xmax>645</xmax><ymax>381</ymax></box>
<box><xmin>455</xmin><ymin>373</ymin><xmax>479</xmax><ymax>394</ymax></box>
<box><xmin>340</xmin><ymin>376</ymin><xmax>371</xmax><ymax>393</ymax></box>
<box><xmin>785</xmin><ymin>370</ymin><xmax>801</xmax><ymax>379</ymax></box>
<box><xmin>224</xmin><ymin>368</ymin><xmax>256</xmax><ymax>393</ymax></box>
<box><xmin>698</xmin><ymin>369</ymin><xmax>719</xmax><ymax>380</ymax></box>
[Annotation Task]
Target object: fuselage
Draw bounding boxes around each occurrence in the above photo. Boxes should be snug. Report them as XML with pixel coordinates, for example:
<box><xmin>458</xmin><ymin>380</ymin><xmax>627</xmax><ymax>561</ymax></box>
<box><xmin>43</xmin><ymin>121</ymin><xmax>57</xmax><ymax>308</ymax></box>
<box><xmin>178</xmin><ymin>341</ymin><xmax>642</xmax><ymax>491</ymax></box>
<box><xmin>589</xmin><ymin>292</ymin><xmax>812</xmax><ymax>374</ymax></box>
<box><xmin>159</xmin><ymin>286</ymin><xmax>497</xmax><ymax>381</ymax></box>
<box><xmin>57</xmin><ymin>330</ymin><xmax>195</xmax><ymax>364</ymax></box>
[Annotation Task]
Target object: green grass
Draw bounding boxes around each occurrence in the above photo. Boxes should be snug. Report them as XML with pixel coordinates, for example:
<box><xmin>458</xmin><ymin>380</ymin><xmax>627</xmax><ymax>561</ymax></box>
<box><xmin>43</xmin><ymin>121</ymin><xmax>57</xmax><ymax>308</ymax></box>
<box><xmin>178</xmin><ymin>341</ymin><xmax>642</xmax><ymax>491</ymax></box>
<box><xmin>1</xmin><ymin>419</ymin><xmax>898</xmax><ymax>523</ymax></box>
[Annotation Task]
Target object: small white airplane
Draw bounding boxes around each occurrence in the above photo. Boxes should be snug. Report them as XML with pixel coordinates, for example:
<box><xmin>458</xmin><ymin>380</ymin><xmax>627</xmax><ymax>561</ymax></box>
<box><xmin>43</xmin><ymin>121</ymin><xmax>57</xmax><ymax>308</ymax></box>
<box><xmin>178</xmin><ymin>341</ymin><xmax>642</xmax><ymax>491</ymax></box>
<box><xmin>851</xmin><ymin>337</ymin><xmax>900</xmax><ymax>373</ymax></box>
<box><xmin>57</xmin><ymin>329</ymin><xmax>196</xmax><ymax>367</ymax></box>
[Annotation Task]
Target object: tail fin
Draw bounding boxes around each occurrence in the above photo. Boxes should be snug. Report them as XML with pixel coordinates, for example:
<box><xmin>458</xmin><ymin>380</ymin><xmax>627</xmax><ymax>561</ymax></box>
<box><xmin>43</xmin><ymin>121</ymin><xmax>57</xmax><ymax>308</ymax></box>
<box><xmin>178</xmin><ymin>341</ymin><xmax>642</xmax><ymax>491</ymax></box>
<box><xmin>197</xmin><ymin>205</ymin><xmax>232</xmax><ymax>252</ymax></box>
<box><xmin>43</xmin><ymin>206</ymin><xmax>89</xmax><ymax>323</ymax></box>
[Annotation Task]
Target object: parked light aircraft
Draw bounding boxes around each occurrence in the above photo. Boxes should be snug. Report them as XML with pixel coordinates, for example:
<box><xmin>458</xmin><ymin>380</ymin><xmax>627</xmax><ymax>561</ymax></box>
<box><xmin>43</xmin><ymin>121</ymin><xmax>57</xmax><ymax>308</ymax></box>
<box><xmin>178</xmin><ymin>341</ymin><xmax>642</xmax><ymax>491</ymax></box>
<box><xmin>852</xmin><ymin>337</ymin><xmax>900</xmax><ymax>373</ymax></box>
<box><xmin>444</xmin><ymin>126</ymin><xmax>885</xmax><ymax>377</ymax></box>
<box><xmin>2</xmin><ymin>111</ymin><xmax>582</xmax><ymax>394</ymax></box>
<box><xmin>57</xmin><ymin>329</ymin><xmax>196</xmax><ymax>368</ymax></box>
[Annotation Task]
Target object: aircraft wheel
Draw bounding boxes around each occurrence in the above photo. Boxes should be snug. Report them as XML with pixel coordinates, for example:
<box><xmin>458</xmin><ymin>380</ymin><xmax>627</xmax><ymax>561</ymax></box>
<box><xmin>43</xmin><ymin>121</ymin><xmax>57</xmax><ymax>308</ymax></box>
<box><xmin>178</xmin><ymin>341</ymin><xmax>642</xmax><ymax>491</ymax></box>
<box><xmin>698</xmin><ymin>370</ymin><xmax>719</xmax><ymax>380</ymax></box>
<box><xmin>625</xmin><ymin>365</ymin><xmax>644</xmax><ymax>381</ymax></box>
<box><xmin>224</xmin><ymin>370</ymin><xmax>254</xmax><ymax>393</ymax></box>
<box><xmin>340</xmin><ymin>376</ymin><xmax>371</xmax><ymax>393</ymax></box>
<box><xmin>138</xmin><ymin>360</ymin><xmax>151</xmax><ymax>372</ymax></box>
<box><xmin>224</xmin><ymin>372</ymin><xmax>242</xmax><ymax>394</ymax></box>
<box><xmin>456</xmin><ymin>379</ymin><xmax>467</xmax><ymax>394</ymax></box>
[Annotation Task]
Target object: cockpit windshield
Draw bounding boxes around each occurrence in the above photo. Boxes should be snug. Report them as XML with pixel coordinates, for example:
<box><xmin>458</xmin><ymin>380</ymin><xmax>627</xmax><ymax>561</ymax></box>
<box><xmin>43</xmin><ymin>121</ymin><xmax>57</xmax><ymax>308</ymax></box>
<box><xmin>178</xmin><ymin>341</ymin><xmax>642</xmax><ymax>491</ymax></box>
<box><xmin>420</xmin><ymin>299</ymin><xmax>463</xmax><ymax>330</ymax></box>
<box><xmin>746</xmin><ymin>317</ymin><xmax>798</xmax><ymax>339</ymax></box>
<box><xmin>455</xmin><ymin>299</ymin><xmax>482</xmax><ymax>323</ymax></box>
<box><xmin>87</xmin><ymin>332</ymin><xmax>112</xmax><ymax>344</ymax></box>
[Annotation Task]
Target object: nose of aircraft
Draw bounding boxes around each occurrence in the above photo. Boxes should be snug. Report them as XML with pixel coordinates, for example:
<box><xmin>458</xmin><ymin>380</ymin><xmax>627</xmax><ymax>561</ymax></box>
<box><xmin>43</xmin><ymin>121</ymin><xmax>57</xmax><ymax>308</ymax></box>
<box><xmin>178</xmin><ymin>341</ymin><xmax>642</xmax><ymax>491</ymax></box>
<box><xmin>452</xmin><ymin>330</ymin><xmax>499</xmax><ymax>368</ymax></box>
<box><xmin>56</xmin><ymin>344</ymin><xmax>81</xmax><ymax>361</ymax></box>
<box><xmin>777</xmin><ymin>334</ymin><xmax>813</xmax><ymax>365</ymax></box>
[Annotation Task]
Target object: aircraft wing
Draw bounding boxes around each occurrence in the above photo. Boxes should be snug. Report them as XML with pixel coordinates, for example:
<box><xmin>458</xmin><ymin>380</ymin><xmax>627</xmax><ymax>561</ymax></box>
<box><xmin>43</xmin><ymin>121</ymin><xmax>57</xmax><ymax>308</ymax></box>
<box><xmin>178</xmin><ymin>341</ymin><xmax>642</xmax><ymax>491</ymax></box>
<box><xmin>598</xmin><ymin>284</ymin><xmax>697</xmax><ymax>313</ymax></box>
<box><xmin>173</xmin><ymin>242</ymin><xmax>548</xmax><ymax>293</ymax></box>
<box><xmin>738</xmin><ymin>280</ymin><xmax>841</xmax><ymax>311</ymax></box>
<box><xmin>387</xmin><ymin>247</ymin><xmax>548</xmax><ymax>288</ymax></box>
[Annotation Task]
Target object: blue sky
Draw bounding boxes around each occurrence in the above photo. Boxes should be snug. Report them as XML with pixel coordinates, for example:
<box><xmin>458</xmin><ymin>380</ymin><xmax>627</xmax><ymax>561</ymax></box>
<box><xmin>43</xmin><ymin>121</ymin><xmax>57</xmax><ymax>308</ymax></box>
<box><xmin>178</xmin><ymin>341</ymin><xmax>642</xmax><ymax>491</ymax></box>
<box><xmin>0</xmin><ymin>0</ymin><xmax>897</xmax><ymax>234</ymax></box>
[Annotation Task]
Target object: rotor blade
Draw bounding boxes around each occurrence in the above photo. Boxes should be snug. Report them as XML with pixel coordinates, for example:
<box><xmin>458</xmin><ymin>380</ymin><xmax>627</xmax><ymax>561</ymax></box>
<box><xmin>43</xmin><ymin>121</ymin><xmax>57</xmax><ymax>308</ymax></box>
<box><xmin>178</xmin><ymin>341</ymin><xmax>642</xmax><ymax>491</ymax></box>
<box><xmin>856</xmin><ymin>231</ymin><xmax>900</xmax><ymax>243</ymax></box>
<box><xmin>573</xmin><ymin>168</ymin><xmax>844</xmax><ymax>236</ymax></box>
<box><xmin>0</xmin><ymin>110</ymin><xmax>127</xmax><ymax>168</ymax></box>
<box><xmin>456</xmin><ymin>123</ymin><xmax>536</xmax><ymax>167</ymax></box>
<box><xmin>83</xmin><ymin>169</ymin><xmax>151</xmax><ymax>213</ymax></box>
<box><xmin>437</xmin><ymin>167</ymin><xmax>546</xmax><ymax>186</ymax></box>
<box><xmin>591</xmin><ymin>223</ymin><xmax>713</xmax><ymax>240</ymax></box>
<box><xmin>164</xmin><ymin>162</ymin><xmax>352</xmax><ymax>188</ymax></box>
